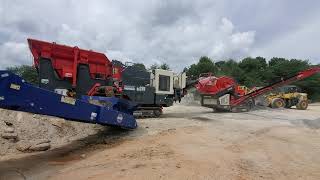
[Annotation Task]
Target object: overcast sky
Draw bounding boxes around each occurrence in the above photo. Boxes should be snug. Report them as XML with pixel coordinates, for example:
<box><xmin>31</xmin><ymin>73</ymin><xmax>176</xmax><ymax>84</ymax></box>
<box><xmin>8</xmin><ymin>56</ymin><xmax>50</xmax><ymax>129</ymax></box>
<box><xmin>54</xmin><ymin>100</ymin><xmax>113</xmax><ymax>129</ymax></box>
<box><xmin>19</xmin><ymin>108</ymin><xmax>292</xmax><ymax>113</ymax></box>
<box><xmin>0</xmin><ymin>0</ymin><xmax>319</xmax><ymax>71</ymax></box>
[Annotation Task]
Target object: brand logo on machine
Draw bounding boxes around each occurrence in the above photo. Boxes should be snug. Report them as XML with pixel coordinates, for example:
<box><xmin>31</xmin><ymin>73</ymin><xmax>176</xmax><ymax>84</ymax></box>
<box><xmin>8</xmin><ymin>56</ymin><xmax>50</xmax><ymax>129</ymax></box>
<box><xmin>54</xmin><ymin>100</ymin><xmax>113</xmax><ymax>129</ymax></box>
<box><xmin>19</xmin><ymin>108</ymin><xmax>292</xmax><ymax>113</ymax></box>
<box><xmin>10</xmin><ymin>84</ymin><xmax>20</xmax><ymax>90</ymax></box>
<box><xmin>0</xmin><ymin>96</ymin><xmax>4</xmax><ymax>101</ymax></box>
<box><xmin>124</xmin><ymin>85</ymin><xmax>135</xmax><ymax>91</ymax></box>
<box><xmin>65</xmin><ymin>73</ymin><xmax>72</xmax><ymax>77</ymax></box>
<box><xmin>90</xmin><ymin>112</ymin><xmax>97</xmax><ymax>120</ymax></box>
<box><xmin>117</xmin><ymin>114</ymin><xmax>123</xmax><ymax>123</ymax></box>
<box><xmin>136</xmin><ymin>86</ymin><xmax>146</xmax><ymax>92</ymax></box>
<box><xmin>41</xmin><ymin>79</ymin><xmax>49</xmax><ymax>84</ymax></box>
<box><xmin>1</xmin><ymin>73</ymin><xmax>9</xmax><ymax>78</ymax></box>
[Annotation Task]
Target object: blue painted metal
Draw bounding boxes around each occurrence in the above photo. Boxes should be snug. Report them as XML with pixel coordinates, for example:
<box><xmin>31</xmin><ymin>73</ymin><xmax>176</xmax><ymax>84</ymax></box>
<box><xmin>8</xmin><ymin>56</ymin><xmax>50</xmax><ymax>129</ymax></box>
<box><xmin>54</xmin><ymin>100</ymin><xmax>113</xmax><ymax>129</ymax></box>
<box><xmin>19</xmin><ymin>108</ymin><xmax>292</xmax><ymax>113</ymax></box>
<box><xmin>0</xmin><ymin>71</ymin><xmax>137</xmax><ymax>129</ymax></box>
<box><xmin>80</xmin><ymin>96</ymin><xmax>137</xmax><ymax>115</ymax></box>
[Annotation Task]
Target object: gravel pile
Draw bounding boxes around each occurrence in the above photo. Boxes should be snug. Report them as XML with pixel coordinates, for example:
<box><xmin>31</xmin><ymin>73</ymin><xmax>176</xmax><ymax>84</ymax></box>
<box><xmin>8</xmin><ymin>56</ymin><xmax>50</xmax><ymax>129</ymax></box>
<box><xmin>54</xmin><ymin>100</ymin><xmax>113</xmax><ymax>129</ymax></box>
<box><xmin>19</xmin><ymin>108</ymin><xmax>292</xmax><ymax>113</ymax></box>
<box><xmin>0</xmin><ymin>109</ymin><xmax>103</xmax><ymax>159</ymax></box>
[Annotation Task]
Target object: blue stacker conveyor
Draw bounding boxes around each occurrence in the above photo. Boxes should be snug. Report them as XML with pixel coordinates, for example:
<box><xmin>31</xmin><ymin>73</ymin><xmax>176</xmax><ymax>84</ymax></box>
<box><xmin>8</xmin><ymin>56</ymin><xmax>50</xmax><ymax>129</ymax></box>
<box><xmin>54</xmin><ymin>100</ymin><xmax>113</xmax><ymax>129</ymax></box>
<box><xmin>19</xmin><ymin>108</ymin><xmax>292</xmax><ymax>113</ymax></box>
<box><xmin>0</xmin><ymin>71</ymin><xmax>138</xmax><ymax>129</ymax></box>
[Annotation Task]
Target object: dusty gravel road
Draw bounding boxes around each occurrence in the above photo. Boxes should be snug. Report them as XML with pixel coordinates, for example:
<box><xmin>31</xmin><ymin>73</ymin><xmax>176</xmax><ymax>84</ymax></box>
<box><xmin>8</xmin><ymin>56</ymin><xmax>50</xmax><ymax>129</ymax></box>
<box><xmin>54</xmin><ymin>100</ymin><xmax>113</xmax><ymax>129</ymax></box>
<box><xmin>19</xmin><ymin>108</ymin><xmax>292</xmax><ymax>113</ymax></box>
<box><xmin>1</xmin><ymin>103</ymin><xmax>320</xmax><ymax>180</ymax></box>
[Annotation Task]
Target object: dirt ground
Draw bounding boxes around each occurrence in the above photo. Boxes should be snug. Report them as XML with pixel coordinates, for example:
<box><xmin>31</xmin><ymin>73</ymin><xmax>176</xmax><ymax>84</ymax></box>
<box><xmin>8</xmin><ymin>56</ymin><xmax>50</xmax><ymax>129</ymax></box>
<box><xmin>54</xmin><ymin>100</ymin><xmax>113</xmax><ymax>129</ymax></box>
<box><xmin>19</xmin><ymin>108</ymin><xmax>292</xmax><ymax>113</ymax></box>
<box><xmin>1</xmin><ymin>103</ymin><xmax>320</xmax><ymax>180</ymax></box>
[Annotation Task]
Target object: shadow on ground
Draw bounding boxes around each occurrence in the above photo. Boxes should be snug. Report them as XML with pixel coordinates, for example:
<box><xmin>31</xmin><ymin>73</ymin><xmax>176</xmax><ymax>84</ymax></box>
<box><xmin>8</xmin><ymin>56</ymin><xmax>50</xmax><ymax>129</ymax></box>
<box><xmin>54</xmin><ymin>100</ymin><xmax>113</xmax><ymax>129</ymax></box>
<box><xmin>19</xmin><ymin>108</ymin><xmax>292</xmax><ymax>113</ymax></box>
<box><xmin>0</xmin><ymin>127</ymin><xmax>142</xmax><ymax>180</ymax></box>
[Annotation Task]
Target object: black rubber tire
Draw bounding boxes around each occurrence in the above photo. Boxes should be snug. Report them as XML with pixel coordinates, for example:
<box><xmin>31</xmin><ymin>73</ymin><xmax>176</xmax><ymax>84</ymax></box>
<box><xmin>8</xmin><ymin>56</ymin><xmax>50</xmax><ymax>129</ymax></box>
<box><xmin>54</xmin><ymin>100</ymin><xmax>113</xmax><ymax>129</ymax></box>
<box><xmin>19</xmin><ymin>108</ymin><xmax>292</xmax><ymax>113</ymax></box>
<box><xmin>296</xmin><ymin>100</ymin><xmax>308</xmax><ymax>110</ymax></box>
<box><xmin>271</xmin><ymin>98</ymin><xmax>285</xmax><ymax>108</ymax></box>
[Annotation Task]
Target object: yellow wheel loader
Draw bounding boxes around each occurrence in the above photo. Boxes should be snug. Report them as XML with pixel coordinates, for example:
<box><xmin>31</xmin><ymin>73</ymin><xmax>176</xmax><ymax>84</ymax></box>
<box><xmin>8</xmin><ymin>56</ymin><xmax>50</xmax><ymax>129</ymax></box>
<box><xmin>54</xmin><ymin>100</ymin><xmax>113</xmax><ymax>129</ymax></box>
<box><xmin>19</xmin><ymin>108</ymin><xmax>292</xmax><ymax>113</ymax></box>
<box><xmin>266</xmin><ymin>85</ymin><xmax>308</xmax><ymax>110</ymax></box>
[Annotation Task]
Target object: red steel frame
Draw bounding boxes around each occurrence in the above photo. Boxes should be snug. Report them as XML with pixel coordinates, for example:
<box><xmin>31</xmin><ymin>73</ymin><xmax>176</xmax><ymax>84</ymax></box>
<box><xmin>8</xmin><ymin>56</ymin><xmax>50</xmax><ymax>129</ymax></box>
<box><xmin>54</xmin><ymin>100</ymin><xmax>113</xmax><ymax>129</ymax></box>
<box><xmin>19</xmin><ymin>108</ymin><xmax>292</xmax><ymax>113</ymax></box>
<box><xmin>28</xmin><ymin>38</ymin><xmax>113</xmax><ymax>88</ymax></box>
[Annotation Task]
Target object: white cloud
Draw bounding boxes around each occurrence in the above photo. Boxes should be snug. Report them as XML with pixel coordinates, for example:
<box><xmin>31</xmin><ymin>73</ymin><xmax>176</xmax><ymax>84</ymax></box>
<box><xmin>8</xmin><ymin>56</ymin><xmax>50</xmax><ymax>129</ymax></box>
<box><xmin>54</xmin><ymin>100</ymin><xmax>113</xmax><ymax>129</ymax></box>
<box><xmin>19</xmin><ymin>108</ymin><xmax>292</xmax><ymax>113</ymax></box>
<box><xmin>251</xmin><ymin>12</ymin><xmax>320</xmax><ymax>64</ymax></box>
<box><xmin>0</xmin><ymin>42</ymin><xmax>31</xmax><ymax>67</ymax></box>
<box><xmin>220</xmin><ymin>18</ymin><xmax>234</xmax><ymax>34</ymax></box>
<box><xmin>107</xmin><ymin>50</ymin><xmax>132</xmax><ymax>63</ymax></box>
<box><xmin>0</xmin><ymin>0</ymin><xmax>319</xmax><ymax>71</ymax></box>
<box><xmin>230</xmin><ymin>31</ymin><xmax>255</xmax><ymax>48</ymax></box>
<box><xmin>209</xmin><ymin>18</ymin><xmax>256</xmax><ymax>60</ymax></box>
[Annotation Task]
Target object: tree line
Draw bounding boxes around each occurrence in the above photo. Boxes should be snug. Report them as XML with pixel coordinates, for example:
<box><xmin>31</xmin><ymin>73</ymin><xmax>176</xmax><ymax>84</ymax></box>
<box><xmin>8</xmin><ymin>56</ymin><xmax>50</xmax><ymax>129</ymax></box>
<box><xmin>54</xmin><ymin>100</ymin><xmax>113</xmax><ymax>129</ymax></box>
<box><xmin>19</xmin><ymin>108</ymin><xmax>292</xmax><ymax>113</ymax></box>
<box><xmin>5</xmin><ymin>57</ymin><xmax>320</xmax><ymax>101</ymax></box>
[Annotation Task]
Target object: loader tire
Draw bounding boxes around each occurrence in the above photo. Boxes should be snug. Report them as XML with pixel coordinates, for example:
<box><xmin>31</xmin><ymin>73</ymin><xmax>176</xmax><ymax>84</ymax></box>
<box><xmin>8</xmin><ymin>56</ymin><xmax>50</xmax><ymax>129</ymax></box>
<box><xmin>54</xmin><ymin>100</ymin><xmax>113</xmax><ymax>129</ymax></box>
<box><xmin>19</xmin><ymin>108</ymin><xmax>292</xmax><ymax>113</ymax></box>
<box><xmin>271</xmin><ymin>98</ymin><xmax>285</xmax><ymax>108</ymax></box>
<box><xmin>296</xmin><ymin>100</ymin><xmax>308</xmax><ymax>110</ymax></box>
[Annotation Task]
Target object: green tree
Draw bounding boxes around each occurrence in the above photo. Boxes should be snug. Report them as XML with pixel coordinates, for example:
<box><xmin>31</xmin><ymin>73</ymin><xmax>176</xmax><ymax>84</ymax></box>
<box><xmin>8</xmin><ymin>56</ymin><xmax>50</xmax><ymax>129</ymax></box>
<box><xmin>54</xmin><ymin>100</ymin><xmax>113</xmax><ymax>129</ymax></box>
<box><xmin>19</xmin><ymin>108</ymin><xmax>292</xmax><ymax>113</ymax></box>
<box><xmin>132</xmin><ymin>63</ymin><xmax>146</xmax><ymax>71</ymax></box>
<box><xmin>7</xmin><ymin>65</ymin><xmax>38</xmax><ymax>85</ymax></box>
<box><xmin>186</xmin><ymin>56</ymin><xmax>217</xmax><ymax>78</ymax></box>
<box><xmin>149</xmin><ymin>63</ymin><xmax>171</xmax><ymax>70</ymax></box>
<box><xmin>215</xmin><ymin>59</ymin><xmax>245</xmax><ymax>83</ymax></box>
<box><xmin>238</xmin><ymin>57</ymin><xmax>268</xmax><ymax>87</ymax></box>
<box><xmin>159</xmin><ymin>63</ymin><xmax>170</xmax><ymax>70</ymax></box>
<box><xmin>186</xmin><ymin>64</ymin><xmax>198</xmax><ymax>78</ymax></box>
<box><xmin>269</xmin><ymin>57</ymin><xmax>287</xmax><ymax>67</ymax></box>
<box><xmin>268</xmin><ymin>58</ymin><xmax>310</xmax><ymax>83</ymax></box>
<box><xmin>182</xmin><ymin>67</ymin><xmax>188</xmax><ymax>73</ymax></box>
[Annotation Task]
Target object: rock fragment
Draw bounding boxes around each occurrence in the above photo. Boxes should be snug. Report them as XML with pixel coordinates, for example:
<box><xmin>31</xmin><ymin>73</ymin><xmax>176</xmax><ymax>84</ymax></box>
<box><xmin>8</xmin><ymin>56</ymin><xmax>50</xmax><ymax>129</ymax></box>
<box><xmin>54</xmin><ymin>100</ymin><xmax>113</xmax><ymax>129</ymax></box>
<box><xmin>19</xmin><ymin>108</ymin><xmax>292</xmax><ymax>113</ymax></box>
<box><xmin>16</xmin><ymin>141</ymin><xmax>32</xmax><ymax>152</ymax></box>
<box><xmin>49</xmin><ymin>118</ymin><xmax>65</xmax><ymax>128</ymax></box>
<box><xmin>1</xmin><ymin>132</ymin><xmax>18</xmax><ymax>139</ymax></box>
<box><xmin>29</xmin><ymin>143</ymin><xmax>51</xmax><ymax>151</ymax></box>
<box><xmin>16</xmin><ymin>139</ymin><xmax>51</xmax><ymax>152</ymax></box>
<box><xmin>4</xmin><ymin>127</ymin><xmax>14</xmax><ymax>133</ymax></box>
